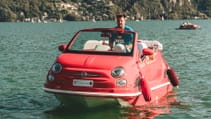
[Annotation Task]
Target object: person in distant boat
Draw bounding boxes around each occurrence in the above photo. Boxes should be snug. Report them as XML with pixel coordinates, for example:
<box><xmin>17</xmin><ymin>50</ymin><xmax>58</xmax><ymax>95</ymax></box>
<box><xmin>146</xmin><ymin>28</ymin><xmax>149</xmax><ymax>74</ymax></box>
<box><xmin>109</xmin><ymin>13</ymin><xmax>134</xmax><ymax>52</ymax></box>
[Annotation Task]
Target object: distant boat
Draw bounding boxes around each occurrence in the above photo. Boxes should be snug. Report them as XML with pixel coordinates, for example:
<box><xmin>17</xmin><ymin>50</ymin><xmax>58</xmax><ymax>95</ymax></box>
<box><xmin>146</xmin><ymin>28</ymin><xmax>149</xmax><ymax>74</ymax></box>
<box><xmin>161</xmin><ymin>16</ymin><xmax>164</xmax><ymax>21</ymax></box>
<box><xmin>31</xmin><ymin>19</ymin><xmax>35</xmax><ymax>23</ymax></box>
<box><xmin>92</xmin><ymin>18</ymin><xmax>96</xmax><ymax>22</ymax></box>
<box><xmin>59</xmin><ymin>19</ymin><xmax>63</xmax><ymax>23</ymax></box>
<box><xmin>177</xmin><ymin>22</ymin><xmax>200</xmax><ymax>30</ymax></box>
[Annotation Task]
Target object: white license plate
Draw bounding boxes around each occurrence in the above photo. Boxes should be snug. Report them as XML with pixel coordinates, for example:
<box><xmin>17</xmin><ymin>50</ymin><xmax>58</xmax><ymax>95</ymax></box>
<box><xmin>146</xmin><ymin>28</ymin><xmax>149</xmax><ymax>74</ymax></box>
<box><xmin>73</xmin><ymin>79</ymin><xmax>94</xmax><ymax>87</ymax></box>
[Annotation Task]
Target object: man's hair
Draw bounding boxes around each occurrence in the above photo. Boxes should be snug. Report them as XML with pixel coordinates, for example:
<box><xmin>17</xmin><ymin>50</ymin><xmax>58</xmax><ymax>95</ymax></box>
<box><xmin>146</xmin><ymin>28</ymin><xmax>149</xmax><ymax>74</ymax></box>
<box><xmin>116</xmin><ymin>13</ymin><xmax>126</xmax><ymax>18</ymax></box>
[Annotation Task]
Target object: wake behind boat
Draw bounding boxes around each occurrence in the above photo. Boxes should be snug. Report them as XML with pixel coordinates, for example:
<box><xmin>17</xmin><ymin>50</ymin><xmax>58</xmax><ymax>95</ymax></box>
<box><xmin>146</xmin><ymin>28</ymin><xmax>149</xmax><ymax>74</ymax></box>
<box><xmin>44</xmin><ymin>28</ymin><xmax>179</xmax><ymax>107</ymax></box>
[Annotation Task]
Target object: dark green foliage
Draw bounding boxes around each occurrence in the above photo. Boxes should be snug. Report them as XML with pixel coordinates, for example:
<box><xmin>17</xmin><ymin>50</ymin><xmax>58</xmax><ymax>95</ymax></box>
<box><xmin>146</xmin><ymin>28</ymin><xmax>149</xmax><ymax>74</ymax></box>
<box><xmin>0</xmin><ymin>0</ymin><xmax>210</xmax><ymax>22</ymax></box>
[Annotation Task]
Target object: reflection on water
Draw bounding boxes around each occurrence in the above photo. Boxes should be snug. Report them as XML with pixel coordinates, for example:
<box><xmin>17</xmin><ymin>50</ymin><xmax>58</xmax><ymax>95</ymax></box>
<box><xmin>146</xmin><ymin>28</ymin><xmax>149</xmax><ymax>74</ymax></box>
<box><xmin>44</xmin><ymin>103</ymin><xmax>121</xmax><ymax>119</ymax></box>
<box><xmin>121</xmin><ymin>91</ymin><xmax>179</xmax><ymax>119</ymax></box>
<box><xmin>44</xmin><ymin>91</ymin><xmax>181</xmax><ymax>119</ymax></box>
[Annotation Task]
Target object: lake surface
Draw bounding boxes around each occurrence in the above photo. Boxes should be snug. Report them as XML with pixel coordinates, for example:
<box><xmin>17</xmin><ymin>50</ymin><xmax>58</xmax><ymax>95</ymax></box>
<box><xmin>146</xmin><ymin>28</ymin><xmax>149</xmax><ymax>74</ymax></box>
<box><xmin>0</xmin><ymin>20</ymin><xmax>211</xmax><ymax>119</ymax></box>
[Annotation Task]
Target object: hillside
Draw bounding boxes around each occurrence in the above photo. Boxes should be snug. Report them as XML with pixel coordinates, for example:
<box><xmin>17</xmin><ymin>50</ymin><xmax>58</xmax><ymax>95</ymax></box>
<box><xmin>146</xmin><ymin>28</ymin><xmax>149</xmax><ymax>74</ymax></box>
<box><xmin>0</xmin><ymin>0</ymin><xmax>210</xmax><ymax>22</ymax></box>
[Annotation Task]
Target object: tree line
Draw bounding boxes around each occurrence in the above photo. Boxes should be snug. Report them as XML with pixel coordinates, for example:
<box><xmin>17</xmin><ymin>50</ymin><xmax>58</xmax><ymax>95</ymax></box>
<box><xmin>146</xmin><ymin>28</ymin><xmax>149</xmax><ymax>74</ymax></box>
<box><xmin>0</xmin><ymin>0</ymin><xmax>210</xmax><ymax>22</ymax></box>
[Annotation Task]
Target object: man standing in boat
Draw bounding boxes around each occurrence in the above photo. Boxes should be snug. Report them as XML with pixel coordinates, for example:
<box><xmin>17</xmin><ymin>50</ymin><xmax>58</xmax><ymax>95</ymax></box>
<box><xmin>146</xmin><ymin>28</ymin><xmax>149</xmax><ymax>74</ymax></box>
<box><xmin>109</xmin><ymin>13</ymin><xmax>134</xmax><ymax>52</ymax></box>
<box><xmin>109</xmin><ymin>13</ymin><xmax>153</xmax><ymax>57</ymax></box>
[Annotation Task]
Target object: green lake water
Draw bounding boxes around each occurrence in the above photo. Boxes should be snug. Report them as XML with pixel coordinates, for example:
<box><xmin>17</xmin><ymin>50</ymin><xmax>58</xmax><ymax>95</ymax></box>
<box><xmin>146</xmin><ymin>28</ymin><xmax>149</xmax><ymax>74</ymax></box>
<box><xmin>0</xmin><ymin>20</ymin><xmax>211</xmax><ymax>119</ymax></box>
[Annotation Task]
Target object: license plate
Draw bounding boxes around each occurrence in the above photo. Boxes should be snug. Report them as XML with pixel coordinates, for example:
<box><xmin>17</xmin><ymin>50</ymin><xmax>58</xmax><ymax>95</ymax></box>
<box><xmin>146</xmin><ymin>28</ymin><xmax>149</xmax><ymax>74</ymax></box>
<box><xmin>73</xmin><ymin>79</ymin><xmax>93</xmax><ymax>87</ymax></box>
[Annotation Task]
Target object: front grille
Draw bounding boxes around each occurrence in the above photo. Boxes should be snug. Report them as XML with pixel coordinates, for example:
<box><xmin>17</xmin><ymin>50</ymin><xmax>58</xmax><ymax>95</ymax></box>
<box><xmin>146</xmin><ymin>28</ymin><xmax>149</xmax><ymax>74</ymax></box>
<box><xmin>64</xmin><ymin>71</ymin><xmax>103</xmax><ymax>77</ymax></box>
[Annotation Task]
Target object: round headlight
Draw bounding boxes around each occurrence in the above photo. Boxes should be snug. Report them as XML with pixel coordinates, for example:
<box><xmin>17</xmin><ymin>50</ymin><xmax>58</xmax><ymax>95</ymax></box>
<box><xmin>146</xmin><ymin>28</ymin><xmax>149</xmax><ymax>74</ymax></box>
<box><xmin>111</xmin><ymin>67</ymin><xmax>125</xmax><ymax>78</ymax></box>
<box><xmin>116</xmin><ymin>79</ymin><xmax>127</xmax><ymax>87</ymax></box>
<box><xmin>52</xmin><ymin>63</ymin><xmax>62</xmax><ymax>73</ymax></box>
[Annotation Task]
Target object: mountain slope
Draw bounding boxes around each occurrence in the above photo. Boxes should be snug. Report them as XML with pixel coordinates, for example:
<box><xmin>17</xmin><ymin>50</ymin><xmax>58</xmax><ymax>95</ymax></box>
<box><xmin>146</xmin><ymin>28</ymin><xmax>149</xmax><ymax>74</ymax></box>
<box><xmin>0</xmin><ymin>0</ymin><xmax>210</xmax><ymax>22</ymax></box>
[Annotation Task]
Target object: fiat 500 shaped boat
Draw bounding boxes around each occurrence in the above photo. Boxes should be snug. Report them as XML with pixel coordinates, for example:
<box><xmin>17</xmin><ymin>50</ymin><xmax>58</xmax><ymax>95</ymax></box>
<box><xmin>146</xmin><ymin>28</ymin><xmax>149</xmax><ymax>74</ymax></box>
<box><xmin>44</xmin><ymin>28</ymin><xmax>179</xmax><ymax>107</ymax></box>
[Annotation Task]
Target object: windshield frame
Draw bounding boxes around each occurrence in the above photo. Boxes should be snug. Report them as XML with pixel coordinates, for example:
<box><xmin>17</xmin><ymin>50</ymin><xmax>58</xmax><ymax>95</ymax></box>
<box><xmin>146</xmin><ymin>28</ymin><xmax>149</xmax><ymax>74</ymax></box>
<box><xmin>64</xmin><ymin>28</ymin><xmax>137</xmax><ymax>56</ymax></box>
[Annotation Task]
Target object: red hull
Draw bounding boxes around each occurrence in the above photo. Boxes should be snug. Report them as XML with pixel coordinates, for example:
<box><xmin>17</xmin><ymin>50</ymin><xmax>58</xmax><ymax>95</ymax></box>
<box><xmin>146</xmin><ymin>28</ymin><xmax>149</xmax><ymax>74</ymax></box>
<box><xmin>44</xmin><ymin>80</ymin><xmax>173</xmax><ymax>106</ymax></box>
<box><xmin>178</xmin><ymin>23</ymin><xmax>200</xmax><ymax>30</ymax></box>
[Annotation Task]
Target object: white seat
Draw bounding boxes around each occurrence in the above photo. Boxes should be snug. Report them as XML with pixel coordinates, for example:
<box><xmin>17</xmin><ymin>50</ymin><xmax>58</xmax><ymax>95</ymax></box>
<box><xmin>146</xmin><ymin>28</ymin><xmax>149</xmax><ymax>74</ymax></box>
<box><xmin>83</xmin><ymin>40</ymin><xmax>110</xmax><ymax>51</ymax></box>
<box><xmin>95</xmin><ymin>45</ymin><xmax>111</xmax><ymax>51</ymax></box>
<box><xmin>113</xmin><ymin>44</ymin><xmax>126</xmax><ymax>53</ymax></box>
<box><xmin>142</xmin><ymin>40</ymin><xmax>163</xmax><ymax>51</ymax></box>
<box><xmin>83</xmin><ymin>40</ymin><xmax>101</xmax><ymax>50</ymax></box>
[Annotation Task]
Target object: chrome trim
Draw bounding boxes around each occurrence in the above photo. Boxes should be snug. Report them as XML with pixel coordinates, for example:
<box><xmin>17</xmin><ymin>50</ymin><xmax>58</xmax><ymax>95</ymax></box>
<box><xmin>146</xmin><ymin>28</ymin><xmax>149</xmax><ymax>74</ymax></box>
<box><xmin>67</xmin><ymin>72</ymin><xmax>101</xmax><ymax>77</ymax></box>
<box><xmin>151</xmin><ymin>82</ymin><xmax>170</xmax><ymax>90</ymax></box>
<box><xmin>81</xmin><ymin>72</ymin><xmax>88</xmax><ymax>77</ymax></box>
<box><xmin>44</xmin><ymin>87</ymin><xmax>142</xmax><ymax>97</ymax></box>
<box><xmin>44</xmin><ymin>81</ymin><xmax>171</xmax><ymax>97</ymax></box>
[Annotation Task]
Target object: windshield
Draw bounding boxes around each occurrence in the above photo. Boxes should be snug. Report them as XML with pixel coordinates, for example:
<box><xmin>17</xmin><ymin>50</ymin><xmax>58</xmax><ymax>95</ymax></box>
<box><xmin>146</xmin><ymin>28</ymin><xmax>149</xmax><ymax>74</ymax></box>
<box><xmin>66</xmin><ymin>30</ymin><xmax>135</xmax><ymax>56</ymax></box>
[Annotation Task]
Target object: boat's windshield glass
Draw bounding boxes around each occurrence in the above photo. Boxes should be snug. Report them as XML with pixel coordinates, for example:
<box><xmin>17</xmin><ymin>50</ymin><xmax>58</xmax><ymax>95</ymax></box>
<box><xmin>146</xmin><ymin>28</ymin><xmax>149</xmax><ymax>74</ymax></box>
<box><xmin>66</xmin><ymin>30</ymin><xmax>135</xmax><ymax>56</ymax></box>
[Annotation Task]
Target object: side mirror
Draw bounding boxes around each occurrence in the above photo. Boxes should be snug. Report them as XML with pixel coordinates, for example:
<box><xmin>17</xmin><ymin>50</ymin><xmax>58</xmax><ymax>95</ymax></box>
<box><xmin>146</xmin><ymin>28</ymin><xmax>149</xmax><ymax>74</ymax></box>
<box><xmin>58</xmin><ymin>44</ymin><xmax>67</xmax><ymax>52</ymax></box>
<box><xmin>142</xmin><ymin>48</ymin><xmax>153</xmax><ymax>56</ymax></box>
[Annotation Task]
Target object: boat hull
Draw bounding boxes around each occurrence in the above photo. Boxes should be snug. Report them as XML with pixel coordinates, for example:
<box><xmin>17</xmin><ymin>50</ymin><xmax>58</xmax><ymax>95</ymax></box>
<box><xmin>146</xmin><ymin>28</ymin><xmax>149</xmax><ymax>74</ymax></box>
<box><xmin>44</xmin><ymin>28</ymin><xmax>178</xmax><ymax>108</ymax></box>
<box><xmin>177</xmin><ymin>23</ymin><xmax>200</xmax><ymax>30</ymax></box>
<box><xmin>55</xmin><ymin>94</ymin><xmax>120</xmax><ymax>107</ymax></box>
<box><xmin>44</xmin><ymin>80</ymin><xmax>173</xmax><ymax>107</ymax></box>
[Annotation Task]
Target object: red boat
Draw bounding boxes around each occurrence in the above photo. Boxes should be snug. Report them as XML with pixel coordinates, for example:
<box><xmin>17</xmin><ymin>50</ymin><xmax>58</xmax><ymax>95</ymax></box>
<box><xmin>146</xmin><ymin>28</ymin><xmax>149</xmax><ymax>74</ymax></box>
<box><xmin>44</xmin><ymin>28</ymin><xmax>179</xmax><ymax>107</ymax></box>
<box><xmin>178</xmin><ymin>22</ymin><xmax>200</xmax><ymax>30</ymax></box>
